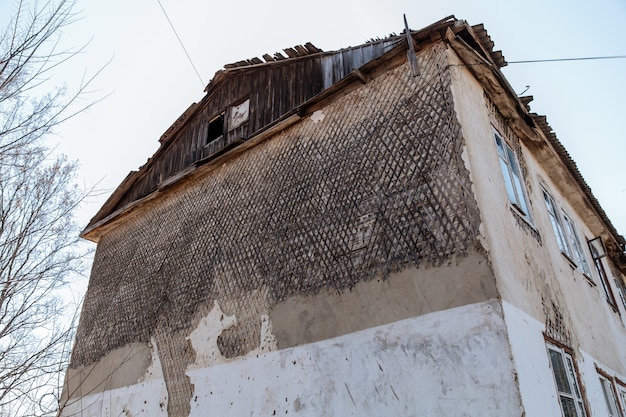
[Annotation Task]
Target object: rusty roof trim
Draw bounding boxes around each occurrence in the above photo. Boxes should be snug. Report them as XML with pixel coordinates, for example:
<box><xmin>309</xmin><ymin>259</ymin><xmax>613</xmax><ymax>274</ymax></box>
<box><xmin>446</xmin><ymin>26</ymin><xmax>536</xmax><ymax>141</ymax></box>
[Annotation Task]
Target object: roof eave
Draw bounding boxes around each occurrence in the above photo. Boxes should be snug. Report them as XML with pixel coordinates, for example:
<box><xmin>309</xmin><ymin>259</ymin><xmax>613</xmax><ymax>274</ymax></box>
<box><xmin>445</xmin><ymin>26</ymin><xmax>626</xmax><ymax>271</ymax></box>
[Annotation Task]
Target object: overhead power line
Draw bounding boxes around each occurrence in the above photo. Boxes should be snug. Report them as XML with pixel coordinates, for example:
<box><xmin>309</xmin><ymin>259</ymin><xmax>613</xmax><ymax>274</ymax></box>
<box><xmin>508</xmin><ymin>55</ymin><xmax>626</xmax><ymax>64</ymax></box>
<box><xmin>156</xmin><ymin>0</ymin><xmax>205</xmax><ymax>88</ymax></box>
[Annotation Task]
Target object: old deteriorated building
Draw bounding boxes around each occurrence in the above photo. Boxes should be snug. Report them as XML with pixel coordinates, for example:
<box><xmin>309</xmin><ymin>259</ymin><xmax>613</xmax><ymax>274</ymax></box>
<box><xmin>60</xmin><ymin>16</ymin><xmax>626</xmax><ymax>417</ymax></box>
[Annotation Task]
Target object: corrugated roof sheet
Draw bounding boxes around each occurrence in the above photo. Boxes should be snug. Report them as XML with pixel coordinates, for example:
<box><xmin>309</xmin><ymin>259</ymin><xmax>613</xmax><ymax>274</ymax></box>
<box><xmin>532</xmin><ymin>113</ymin><xmax>626</xmax><ymax>265</ymax></box>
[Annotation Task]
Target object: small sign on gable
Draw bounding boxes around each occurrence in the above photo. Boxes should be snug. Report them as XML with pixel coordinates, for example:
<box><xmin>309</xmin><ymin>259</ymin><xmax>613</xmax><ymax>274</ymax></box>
<box><xmin>229</xmin><ymin>99</ymin><xmax>250</xmax><ymax>131</ymax></box>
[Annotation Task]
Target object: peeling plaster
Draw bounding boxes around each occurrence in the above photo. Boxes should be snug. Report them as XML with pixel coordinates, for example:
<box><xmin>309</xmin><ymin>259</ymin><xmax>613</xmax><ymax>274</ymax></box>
<box><xmin>310</xmin><ymin>109</ymin><xmax>325</xmax><ymax>123</ymax></box>
<box><xmin>187</xmin><ymin>301</ymin><xmax>238</xmax><ymax>369</ymax></box>
<box><xmin>186</xmin><ymin>301</ymin><xmax>277</xmax><ymax>371</ymax></box>
<box><xmin>58</xmin><ymin>300</ymin><xmax>625</xmax><ymax>417</ymax></box>
<box><xmin>139</xmin><ymin>337</ymin><xmax>166</xmax><ymax>383</ymax></box>
<box><xmin>248</xmin><ymin>314</ymin><xmax>278</xmax><ymax>355</ymax></box>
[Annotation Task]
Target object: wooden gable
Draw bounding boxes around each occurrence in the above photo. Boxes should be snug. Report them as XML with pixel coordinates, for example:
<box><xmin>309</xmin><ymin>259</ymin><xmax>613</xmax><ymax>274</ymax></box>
<box><xmin>81</xmin><ymin>16</ymin><xmax>512</xmax><ymax>241</ymax></box>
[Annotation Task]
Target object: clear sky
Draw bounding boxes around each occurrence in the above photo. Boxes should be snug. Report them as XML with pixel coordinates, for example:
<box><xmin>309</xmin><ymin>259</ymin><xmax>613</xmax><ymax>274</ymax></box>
<box><xmin>4</xmin><ymin>0</ymin><xmax>625</xmax><ymax>237</ymax></box>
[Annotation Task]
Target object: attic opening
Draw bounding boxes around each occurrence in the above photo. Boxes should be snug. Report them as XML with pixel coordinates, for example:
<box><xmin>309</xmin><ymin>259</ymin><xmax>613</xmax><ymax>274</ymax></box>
<box><xmin>207</xmin><ymin>113</ymin><xmax>224</xmax><ymax>144</ymax></box>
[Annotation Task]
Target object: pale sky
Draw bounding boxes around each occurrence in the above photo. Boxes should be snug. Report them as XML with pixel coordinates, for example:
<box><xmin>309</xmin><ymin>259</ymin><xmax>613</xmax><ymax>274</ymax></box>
<box><xmin>4</xmin><ymin>0</ymin><xmax>625</xmax><ymax>237</ymax></box>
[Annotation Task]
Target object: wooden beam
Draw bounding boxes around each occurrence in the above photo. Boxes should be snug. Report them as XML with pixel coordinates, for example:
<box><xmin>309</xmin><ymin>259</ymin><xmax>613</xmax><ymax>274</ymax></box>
<box><xmin>283</xmin><ymin>48</ymin><xmax>298</xmax><ymax>58</ymax></box>
<box><xmin>445</xmin><ymin>27</ymin><xmax>538</xmax><ymax>143</ymax></box>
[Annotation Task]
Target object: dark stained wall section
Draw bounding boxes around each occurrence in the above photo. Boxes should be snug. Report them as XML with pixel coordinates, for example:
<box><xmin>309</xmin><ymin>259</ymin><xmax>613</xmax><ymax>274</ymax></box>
<box><xmin>72</xmin><ymin>44</ymin><xmax>481</xmax><ymax>371</ymax></box>
<box><xmin>71</xmin><ymin>44</ymin><xmax>483</xmax><ymax>416</ymax></box>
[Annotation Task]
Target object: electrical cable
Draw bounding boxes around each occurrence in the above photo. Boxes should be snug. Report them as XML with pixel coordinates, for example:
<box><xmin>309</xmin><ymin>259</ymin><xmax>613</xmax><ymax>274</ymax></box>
<box><xmin>508</xmin><ymin>55</ymin><xmax>626</xmax><ymax>64</ymax></box>
<box><xmin>156</xmin><ymin>0</ymin><xmax>205</xmax><ymax>88</ymax></box>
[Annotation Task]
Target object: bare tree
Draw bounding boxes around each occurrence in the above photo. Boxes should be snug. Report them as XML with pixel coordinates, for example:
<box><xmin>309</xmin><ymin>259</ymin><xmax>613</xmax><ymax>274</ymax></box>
<box><xmin>0</xmin><ymin>0</ymin><xmax>97</xmax><ymax>415</ymax></box>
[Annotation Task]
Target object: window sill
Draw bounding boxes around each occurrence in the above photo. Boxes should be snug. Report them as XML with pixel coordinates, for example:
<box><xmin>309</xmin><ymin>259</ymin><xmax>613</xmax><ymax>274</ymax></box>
<box><xmin>583</xmin><ymin>274</ymin><xmax>597</xmax><ymax>287</ymax></box>
<box><xmin>510</xmin><ymin>203</ymin><xmax>530</xmax><ymax>221</ymax></box>
<box><xmin>561</xmin><ymin>252</ymin><xmax>578</xmax><ymax>270</ymax></box>
<box><xmin>510</xmin><ymin>206</ymin><xmax>542</xmax><ymax>244</ymax></box>
<box><xmin>205</xmin><ymin>135</ymin><xmax>224</xmax><ymax>147</ymax></box>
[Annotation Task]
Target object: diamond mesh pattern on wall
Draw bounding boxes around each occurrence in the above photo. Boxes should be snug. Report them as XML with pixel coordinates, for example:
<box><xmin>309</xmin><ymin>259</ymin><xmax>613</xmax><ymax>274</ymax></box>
<box><xmin>72</xmin><ymin>44</ymin><xmax>481</xmax><ymax>370</ymax></box>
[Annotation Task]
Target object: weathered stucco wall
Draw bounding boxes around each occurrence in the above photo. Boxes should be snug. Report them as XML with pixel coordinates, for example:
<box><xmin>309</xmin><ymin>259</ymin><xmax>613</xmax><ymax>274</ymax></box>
<box><xmin>61</xmin><ymin>301</ymin><xmax>521</xmax><ymax>417</ymax></box>
<box><xmin>448</xmin><ymin>44</ymin><xmax>626</xmax><ymax>415</ymax></box>
<box><xmin>63</xmin><ymin>43</ymin><xmax>490</xmax><ymax>416</ymax></box>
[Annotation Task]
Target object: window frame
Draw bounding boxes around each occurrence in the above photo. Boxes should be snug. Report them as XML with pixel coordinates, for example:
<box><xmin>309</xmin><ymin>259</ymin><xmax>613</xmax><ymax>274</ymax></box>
<box><xmin>588</xmin><ymin>238</ymin><xmax>619</xmax><ymax>310</ymax></box>
<box><xmin>546</xmin><ymin>342</ymin><xmax>587</xmax><ymax>417</ymax></box>
<box><xmin>596</xmin><ymin>368</ymin><xmax>626</xmax><ymax>417</ymax></box>
<box><xmin>207</xmin><ymin>112</ymin><xmax>225</xmax><ymax>144</ymax></box>
<box><xmin>543</xmin><ymin>188</ymin><xmax>572</xmax><ymax>259</ymax></box>
<box><xmin>541</xmin><ymin>187</ymin><xmax>596</xmax><ymax>281</ymax></box>
<box><xmin>493</xmin><ymin>129</ymin><xmax>530</xmax><ymax>218</ymax></box>
<box><xmin>614</xmin><ymin>276</ymin><xmax>626</xmax><ymax>313</ymax></box>
<box><xmin>562</xmin><ymin>212</ymin><xmax>592</xmax><ymax>278</ymax></box>
<box><xmin>618</xmin><ymin>382</ymin><xmax>626</xmax><ymax>417</ymax></box>
<box><xmin>600</xmin><ymin>375</ymin><xmax>623</xmax><ymax>417</ymax></box>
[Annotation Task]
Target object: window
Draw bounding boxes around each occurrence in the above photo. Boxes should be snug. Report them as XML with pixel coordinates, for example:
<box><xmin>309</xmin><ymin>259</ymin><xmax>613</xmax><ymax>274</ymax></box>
<box><xmin>547</xmin><ymin>344</ymin><xmax>587</xmax><ymax>417</ymax></box>
<box><xmin>597</xmin><ymin>370</ymin><xmax>626</xmax><ymax>417</ymax></box>
<box><xmin>494</xmin><ymin>131</ymin><xmax>529</xmax><ymax>216</ymax></box>
<box><xmin>543</xmin><ymin>189</ymin><xmax>571</xmax><ymax>258</ymax></box>
<box><xmin>542</xmin><ymin>188</ymin><xmax>593</xmax><ymax>278</ymax></box>
<box><xmin>588</xmin><ymin>238</ymin><xmax>618</xmax><ymax>309</ymax></box>
<box><xmin>207</xmin><ymin>113</ymin><xmax>224</xmax><ymax>144</ymax></box>
<box><xmin>615</xmin><ymin>276</ymin><xmax>626</xmax><ymax>312</ymax></box>
<box><xmin>600</xmin><ymin>376</ymin><xmax>623</xmax><ymax>417</ymax></box>
<box><xmin>562</xmin><ymin>213</ymin><xmax>592</xmax><ymax>277</ymax></box>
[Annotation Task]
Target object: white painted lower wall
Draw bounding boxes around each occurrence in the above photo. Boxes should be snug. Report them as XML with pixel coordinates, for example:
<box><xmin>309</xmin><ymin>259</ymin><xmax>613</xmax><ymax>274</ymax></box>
<box><xmin>502</xmin><ymin>300</ymin><xmax>626</xmax><ymax>417</ymax></box>
<box><xmin>502</xmin><ymin>301</ymin><xmax>562</xmax><ymax>417</ymax></box>
<box><xmin>61</xmin><ymin>300</ymin><xmax>522</xmax><ymax>417</ymax></box>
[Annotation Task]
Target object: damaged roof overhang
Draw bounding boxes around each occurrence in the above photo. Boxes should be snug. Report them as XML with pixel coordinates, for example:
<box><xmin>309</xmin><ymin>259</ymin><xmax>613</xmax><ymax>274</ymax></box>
<box><xmin>81</xmin><ymin>16</ymin><xmax>467</xmax><ymax>242</ymax></box>
<box><xmin>80</xmin><ymin>17</ymin><xmax>626</xmax><ymax>271</ymax></box>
